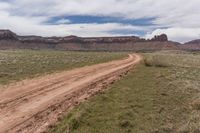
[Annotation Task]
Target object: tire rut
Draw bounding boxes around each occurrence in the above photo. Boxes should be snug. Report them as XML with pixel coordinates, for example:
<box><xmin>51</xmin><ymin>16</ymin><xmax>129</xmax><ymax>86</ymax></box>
<box><xmin>0</xmin><ymin>54</ymin><xmax>141</xmax><ymax>133</ymax></box>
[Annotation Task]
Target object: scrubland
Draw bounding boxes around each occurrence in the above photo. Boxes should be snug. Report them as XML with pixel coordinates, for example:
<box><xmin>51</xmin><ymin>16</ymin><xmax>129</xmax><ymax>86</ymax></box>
<box><xmin>0</xmin><ymin>50</ymin><xmax>126</xmax><ymax>85</ymax></box>
<box><xmin>50</xmin><ymin>51</ymin><xmax>200</xmax><ymax>133</ymax></box>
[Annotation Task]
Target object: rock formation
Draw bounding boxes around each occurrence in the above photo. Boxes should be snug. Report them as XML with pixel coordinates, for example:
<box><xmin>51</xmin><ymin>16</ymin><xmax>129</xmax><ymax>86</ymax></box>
<box><xmin>151</xmin><ymin>34</ymin><xmax>168</xmax><ymax>42</ymax></box>
<box><xmin>0</xmin><ymin>29</ymin><xmax>199</xmax><ymax>51</ymax></box>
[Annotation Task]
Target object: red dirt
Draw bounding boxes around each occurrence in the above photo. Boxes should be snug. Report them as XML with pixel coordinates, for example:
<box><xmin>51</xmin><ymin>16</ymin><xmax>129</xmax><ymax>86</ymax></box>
<box><xmin>0</xmin><ymin>54</ymin><xmax>141</xmax><ymax>133</ymax></box>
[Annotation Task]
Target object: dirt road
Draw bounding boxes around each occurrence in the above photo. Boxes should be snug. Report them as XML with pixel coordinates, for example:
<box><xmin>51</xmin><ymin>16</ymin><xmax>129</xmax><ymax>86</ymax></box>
<box><xmin>0</xmin><ymin>54</ymin><xmax>141</xmax><ymax>133</ymax></box>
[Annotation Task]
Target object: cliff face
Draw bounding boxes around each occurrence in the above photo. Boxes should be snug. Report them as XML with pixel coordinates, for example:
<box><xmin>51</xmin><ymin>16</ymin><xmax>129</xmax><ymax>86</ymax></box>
<box><xmin>0</xmin><ymin>30</ymin><xmax>193</xmax><ymax>51</ymax></box>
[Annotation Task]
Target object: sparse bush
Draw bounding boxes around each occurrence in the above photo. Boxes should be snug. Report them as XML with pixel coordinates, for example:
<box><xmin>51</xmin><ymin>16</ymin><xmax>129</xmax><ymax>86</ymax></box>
<box><xmin>144</xmin><ymin>52</ymin><xmax>200</xmax><ymax>68</ymax></box>
<box><xmin>144</xmin><ymin>55</ymin><xmax>169</xmax><ymax>67</ymax></box>
<box><xmin>144</xmin><ymin>58</ymin><xmax>153</xmax><ymax>67</ymax></box>
<box><xmin>119</xmin><ymin>120</ymin><xmax>132</xmax><ymax>128</ymax></box>
<box><xmin>191</xmin><ymin>99</ymin><xmax>200</xmax><ymax>110</ymax></box>
<box><xmin>69</xmin><ymin>117</ymin><xmax>80</xmax><ymax>130</ymax></box>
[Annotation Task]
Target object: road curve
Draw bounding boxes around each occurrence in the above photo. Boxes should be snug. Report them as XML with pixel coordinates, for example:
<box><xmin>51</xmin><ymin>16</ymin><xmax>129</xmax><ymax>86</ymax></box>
<box><xmin>0</xmin><ymin>53</ymin><xmax>141</xmax><ymax>133</ymax></box>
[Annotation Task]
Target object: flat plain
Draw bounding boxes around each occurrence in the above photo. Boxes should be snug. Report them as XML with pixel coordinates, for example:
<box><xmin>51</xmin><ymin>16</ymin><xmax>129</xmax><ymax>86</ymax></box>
<box><xmin>50</xmin><ymin>51</ymin><xmax>200</xmax><ymax>133</ymax></box>
<box><xmin>1</xmin><ymin>50</ymin><xmax>200</xmax><ymax>133</ymax></box>
<box><xmin>0</xmin><ymin>51</ymin><xmax>139</xmax><ymax>132</ymax></box>
<box><xmin>0</xmin><ymin>50</ymin><xmax>126</xmax><ymax>85</ymax></box>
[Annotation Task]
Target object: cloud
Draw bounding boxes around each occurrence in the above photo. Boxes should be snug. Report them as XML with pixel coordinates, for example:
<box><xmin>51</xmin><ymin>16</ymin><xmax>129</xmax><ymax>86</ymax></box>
<box><xmin>0</xmin><ymin>2</ymin><xmax>10</xmax><ymax>10</ymax></box>
<box><xmin>0</xmin><ymin>0</ymin><xmax>200</xmax><ymax>42</ymax></box>
<box><xmin>54</xmin><ymin>19</ymin><xmax>71</xmax><ymax>24</ymax></box>
<box><xmin>0</xmin><ymin>10</ymin><xmax>143</xmax><ymax>37</ymax></box>
<box><xmin>145</xmin><ymin>28</ymin><xmax>200</xmax><ymax>43</ymax></box>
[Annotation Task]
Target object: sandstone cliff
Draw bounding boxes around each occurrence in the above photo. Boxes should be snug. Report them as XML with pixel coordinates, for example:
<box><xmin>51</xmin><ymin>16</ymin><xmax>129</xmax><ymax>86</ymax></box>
<box><xmin>1</xmin><ymin>29</ymin><xmax>198</xmax><ymax>51</ymax></box>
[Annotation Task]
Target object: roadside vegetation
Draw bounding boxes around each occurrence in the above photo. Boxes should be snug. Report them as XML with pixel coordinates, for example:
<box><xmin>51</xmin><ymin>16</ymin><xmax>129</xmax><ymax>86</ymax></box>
<box><xmin>0</xmin><ymin>50</ymin><xmax>126</xmax><ymax>85</ymax></box>
<box><xmin>50</xmin><ymin>51</ymin><xmax>200</xmax><ymax>133</ymax></box>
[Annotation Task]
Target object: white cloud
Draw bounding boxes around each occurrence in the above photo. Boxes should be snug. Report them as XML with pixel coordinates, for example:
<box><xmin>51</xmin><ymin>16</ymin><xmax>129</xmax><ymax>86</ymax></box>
<box><xmin>0</xmin><ymin>2</ymin><xmax>10</xmax><ymax>10</ymax></box>
<box><xmin>0</xmin><ymin>0</ymin><xmax>200</xmax><ymax>42</ymax></box>
<box><xmin>0</xmin><ymin>11</ymin><xmax>142</xmax><ymax>37</ymax></box>
<box><xmin>55</xmin><ymin>19</ymin><xmax>71</xmax><ymax>24</ymax></box>
<box><xmin>145</xmin><ymin>28</ymin><xmax>200</xmax><ymax>43</ymax></box>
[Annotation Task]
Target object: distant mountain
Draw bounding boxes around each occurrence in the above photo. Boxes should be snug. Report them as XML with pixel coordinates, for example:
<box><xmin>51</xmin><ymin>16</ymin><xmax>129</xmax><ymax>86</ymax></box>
<box><xmin>1</xmin><ymin>29</ymin><xmax>198</xmax><ymax>51</ymax></box>
<box><xmin>0</xmin><ymin>30</ymin><xmax>18</xmax><ymax>40</ymax></box>
<box><xmin>185</xmin><ymin>39</ymin><xmax>200</xmax><ymax>44</ymax></box>
<box><xmin>179</xmin><ymin>39</ymin><xmax>200</xmax><ymax>51</ymax></box>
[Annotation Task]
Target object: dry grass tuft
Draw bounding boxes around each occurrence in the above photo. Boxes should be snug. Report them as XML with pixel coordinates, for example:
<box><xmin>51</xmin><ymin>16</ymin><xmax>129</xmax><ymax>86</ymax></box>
<box><xmin>191</xmin><ymin>99</ymin><xmax>200</xmax><ymax>110</ymax></box>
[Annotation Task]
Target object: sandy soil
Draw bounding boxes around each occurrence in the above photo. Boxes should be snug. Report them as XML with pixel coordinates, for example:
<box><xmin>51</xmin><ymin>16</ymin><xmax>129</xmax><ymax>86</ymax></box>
<box><xmin>0</xmin><ymin>54</ymin><xmax>141</xmax><ymax>133</ymax></box>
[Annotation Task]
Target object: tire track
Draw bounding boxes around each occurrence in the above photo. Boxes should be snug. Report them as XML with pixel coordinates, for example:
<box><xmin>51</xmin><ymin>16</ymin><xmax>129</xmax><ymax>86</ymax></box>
<box><xmin>0</xmin><ymin>54</ymin><xmax>141</xmax><ymax>133</ymax></box>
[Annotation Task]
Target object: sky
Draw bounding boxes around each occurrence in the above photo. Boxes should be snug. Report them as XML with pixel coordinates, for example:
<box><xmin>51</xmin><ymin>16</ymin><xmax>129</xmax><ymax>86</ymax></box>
<box><xmin>0</xmin><ymin>0</ymin><xmax>200</xmax><ymax>43</ymax></box>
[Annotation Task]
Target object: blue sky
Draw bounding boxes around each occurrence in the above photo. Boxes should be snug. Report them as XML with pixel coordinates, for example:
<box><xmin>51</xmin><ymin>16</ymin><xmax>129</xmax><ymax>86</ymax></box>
<box><xmin>48</xmin><ymin>16</ymin><xmax>155</xmax><ymax>26</ymax></box>
<box><xmin>46</xmin><ymin>16</ymin><xmax>155</xmax><ymax>36</ymax></box>
<box><xmin>0</xmin><ymin>0</ymin><xmax>200</xmax><ymax>42</ymax></box>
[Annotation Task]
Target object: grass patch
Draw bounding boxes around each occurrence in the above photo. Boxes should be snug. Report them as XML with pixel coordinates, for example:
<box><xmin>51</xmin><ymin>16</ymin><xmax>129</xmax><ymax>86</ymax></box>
<box><xmin>144</xmin><ymin>52</ymin><xmax>200</xmax><ymax>68</ymax></box>
<box><xmin>49</xmin><ymin>51</ymin><xmax>200</xmax><ymax>133</ymax></box>
<box><xmin>0</xmin><ymin>50</ymin><xmax>126</xmax><ymax>85</ymax></box>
